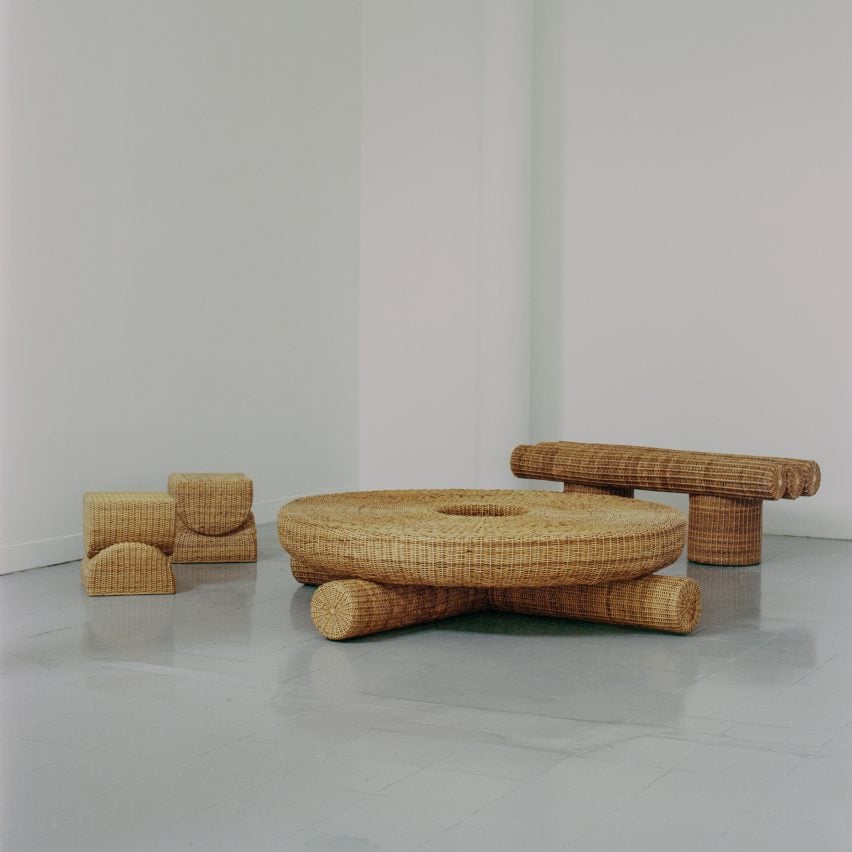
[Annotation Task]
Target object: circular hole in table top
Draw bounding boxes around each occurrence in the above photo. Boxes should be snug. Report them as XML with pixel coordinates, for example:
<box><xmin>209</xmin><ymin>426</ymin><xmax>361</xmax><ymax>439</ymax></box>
<box><xmin>436</xmin><ymin>503</ymin><xmax>528</xmax><ymax>517</ymax></box>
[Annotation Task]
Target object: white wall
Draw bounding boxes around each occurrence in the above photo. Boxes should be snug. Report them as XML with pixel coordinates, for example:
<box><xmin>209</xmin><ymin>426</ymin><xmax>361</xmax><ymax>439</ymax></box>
<box><xmin>532</xmin><ymin>0</ymin><xmax>852</xmax><ymax>538</ymax></box>
<box><xmin>3</xmin><ymin>0</ymin><xmax>848</xmax><ymax>575</ymax></box>
<box><xmin>530</xmin><ymin>0</ymin><xmax>565</xmax><ymax>444</ymax></box>
<box><xmin>359</xmin><ymin>0</ymin><xmax>532</xmax><ymax>490</ymax></box>
<box><xmin>0</xmin><ymin>0</ymin><xmax>361</xmax><ymax>573</ymax></box>
<box><xmin>476</xmin><ymin>1</ymin><xmax>533</xmax><ymax>488</ymax></box>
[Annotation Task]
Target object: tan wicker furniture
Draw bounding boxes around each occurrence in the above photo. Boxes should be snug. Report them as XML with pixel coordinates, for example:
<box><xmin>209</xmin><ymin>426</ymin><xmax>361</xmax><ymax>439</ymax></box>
<box><xmin>279</xmin><ymin>489</ymin><xmax>699</xmax><ymax>639</ymax></box>
<box><xmin>82</xmin><ymin>492</ymin><xmax>176</xmax><ymax>595</ymax></box>
<box><xmin>301</xmin><ymin>568</ymin><xmax>700</xmax><ymax>640</ymax></box>
<box><xmin>511</xmin><ymin>441</ymin><xmax>821</xmax><ymax>566</ymax></box>
<box><xmin>168</xmin><ymin>473</ymin><xmax>257</xmax><ymax>563</ymax></box>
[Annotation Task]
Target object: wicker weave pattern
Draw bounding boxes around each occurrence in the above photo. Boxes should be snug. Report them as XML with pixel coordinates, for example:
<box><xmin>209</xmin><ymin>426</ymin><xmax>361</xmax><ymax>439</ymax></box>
<box><xmin>81</xmin><ymin>542</ymin><xmax>175</xmax><ymax>596</ymax></box>
<box><xmin>307</xmin><ymin>575</ymin><xmax>699</xmax><ymax>639</ymax></box>
<box><xmin>291</xmin><ymin>561</ymin><xmax>334</xmax><ymax>586</ymax></box>
<box><xmin>489</xmin><ymin>576</ymin><xmax>700</xmax><ymax>635</ymax></box>
<box><xmin>173</xmin><ymin>514</ymin><xmax>257</xmax><ymax>564</ymax></box>
<box><xmin>166</xmin><ymin>473</ymin><xmax>257</xmax><ymax>563</ymax></box>
<box><xmin>278</xmin><ymin>489</ymin><xmax>685</xmax><ymax>588</ymax></box>
<box><xmin>564</xmin><ymin>483</ymin><xmax>635</xmax><ymax>498</ymax></box>
<box><xmin>786</xmin><ymin>458</ymin><xmax>820</xmax><ymax>496</ymax></box>
<box><xmin>511</xmin><ymin>443</ymin><xmax>786</xmax><ymax>500</ymax></box>
<box><xmin>168</xmin><ymin>473</ymin><xmax>252</xmax><ymax>536</ymax></box>
<box><xmin>688</xmin><ymin>496</ymin><xmax>762</xmax><ymax>566</ymax></box>
<box><xmin>513</xmin><ymin>442</ymin><xmax>820</xmax><ymax>566</ymax></box>
<box><xmin>742</xmin><ymin>456</ymin><xmax>820</xmax><ymax>498</ymax></box>
<box><xmin>523</xmin><ymin>441</ymin><xmax>821</xmax><ymax>500</ymax></box>
<box><xmin>83</xmin><ymin>492</ymin><xmax>175</xmax><ymax>557</ymax></box>
<box><xmin>311</xmin><ymin>581</ymin><xmax>487</xmax><ymax>640</ymax></box>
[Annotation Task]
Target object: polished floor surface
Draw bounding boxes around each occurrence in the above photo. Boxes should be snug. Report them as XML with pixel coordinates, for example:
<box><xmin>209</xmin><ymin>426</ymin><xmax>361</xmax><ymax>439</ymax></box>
<box><xmin>2</xmin><ymin>526</ymin><xmax>852</xmax><ymax>851</ymax></box>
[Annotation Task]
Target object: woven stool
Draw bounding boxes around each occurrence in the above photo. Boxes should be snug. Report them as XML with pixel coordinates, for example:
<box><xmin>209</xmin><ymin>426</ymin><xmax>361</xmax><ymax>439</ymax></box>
<box><xmin>82</xmin><ymin>492</ymin><xmax>176</xmax><ymax>596</ymax></box>
<box><xmin>168</xmin><ymin>473</ymin><xmax>257</xmax><ymax>563</ymax></box>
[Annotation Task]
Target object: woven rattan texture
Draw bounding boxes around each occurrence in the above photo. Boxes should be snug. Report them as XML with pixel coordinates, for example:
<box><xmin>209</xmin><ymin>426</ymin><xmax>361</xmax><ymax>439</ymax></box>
<box><xmin>310</xmin><ymin>581</ymin><xmax>487</xmax><ymax>640</ymax></box>
<box><xmin>278</xmin><ymin>489</ymin><xmax>685</xmax><ymax>588</ymax></box>
<box><xmin>83</xmin><ymin>492</ymin><xmax>175</xmax><ymax>557</ymax></box>
<box><xmin>563</xmin><ymin>483</ymin><xmax>635</xmax><ymax>498</ymax></box>
<box><xmin>741</xmin><ymin>456</ymin><xmax>820</xmax><ymax>499</ymax></box>
<box><xmin>168</xmin><ymin>473</ymin><xmax>253</xmax><ymax>536</ymax></box>
<box><xmin>688</xmin><ymin>496</ymin><xmax>763</xmax><ymax>566</ymax></box>
<box><xmin>291</xmin><ymin>561</ymin><xmax>336</xmax><ymax>586</ymax></box>
<box><xmin>172</xmin><ymin>514</ymin><xmax>257</xmax><ymax>564</ymax></box>
<box><xmin>81</xmin><ymin>542</ymin><xmax>175</xmax><ymax>596</ymax></box>
<box><xmin>308</xmin><ymin>575</ymin><xmax>699</xmax><ymax>639</ymax></box>
<box><xmin>511</xmin><ymin>443</ymin><xmax>787</xmax><ymax>500</ymax></box>
<box><xmin>489</xmin><ymin>576</ymin><xmax>700</xmax><ymax>635</ymax></box>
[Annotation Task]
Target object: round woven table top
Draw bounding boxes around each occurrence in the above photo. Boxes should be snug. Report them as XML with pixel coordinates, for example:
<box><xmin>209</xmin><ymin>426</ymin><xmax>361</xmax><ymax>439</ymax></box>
<box><xmin>278</xmin><ymin>489</ymin><xmax>686</xmax><ymax>588</ymax></box>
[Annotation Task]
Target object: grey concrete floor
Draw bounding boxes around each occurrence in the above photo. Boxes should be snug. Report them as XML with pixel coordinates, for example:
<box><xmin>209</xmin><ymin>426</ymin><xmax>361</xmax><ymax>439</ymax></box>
<box><xmin>1</xmin><ymin>525</ymin><xmax>852</xmax><ymax>851</ymax></box>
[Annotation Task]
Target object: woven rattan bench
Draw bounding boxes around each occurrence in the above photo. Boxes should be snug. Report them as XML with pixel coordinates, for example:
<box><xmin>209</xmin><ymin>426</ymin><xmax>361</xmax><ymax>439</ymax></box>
<box><xmin>511</xmin><ymin>442</ymin><xmax>821</xmax><ymax>566</ymax></box>
<box><xmin>278</xmin><ymin>489</ymin><xmax>700</xmax><ymax>639</ymax></box>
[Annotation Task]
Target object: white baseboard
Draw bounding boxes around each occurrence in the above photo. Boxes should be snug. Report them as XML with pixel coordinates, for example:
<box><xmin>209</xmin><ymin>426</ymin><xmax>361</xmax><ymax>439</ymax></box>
<box><xmin>0</xmin><ymin>487</ymin><xmax>356</xmax><ymax>576</ymax></box>
<box><xmin>0</xmin><ymin>533</ymin><xmax>85</xmax><ymax>576</ymax></box>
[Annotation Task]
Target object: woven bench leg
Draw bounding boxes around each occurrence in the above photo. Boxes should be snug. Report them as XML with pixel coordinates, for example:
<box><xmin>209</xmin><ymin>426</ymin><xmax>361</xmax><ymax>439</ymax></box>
<box><xmin>489</xmin><ymin>576</ymin><xmax>700</xmax><ymax>635</ymax></box>
<box><xmin>563</xmin><ymin>483</ymin><xmax>635</xmax><ymax>498</ymax></box>
<box><xmin>688</xmin><ymin>495</ymin><xmax>763</xmax><ymax>566</ymax></box>
<box><xmin>310</xmin><ymin>580</ymin><xmax>487</xmax><ymax>640</ymax></box>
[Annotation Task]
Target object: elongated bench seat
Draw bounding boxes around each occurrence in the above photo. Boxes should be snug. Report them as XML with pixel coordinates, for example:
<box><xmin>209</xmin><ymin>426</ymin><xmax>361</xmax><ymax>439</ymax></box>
<box><xmin>511</xmin><ymin>442</ymin><xmax>820</xmax><ymax>566</ymax></box>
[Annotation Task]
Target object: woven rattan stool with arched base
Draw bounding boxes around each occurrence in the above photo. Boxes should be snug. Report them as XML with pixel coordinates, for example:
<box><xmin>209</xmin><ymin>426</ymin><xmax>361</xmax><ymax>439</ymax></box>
<box><xmin>168</xmin><ymin>473</ymin><xmax>257</xmax><ymax>563</ymax></box>
<box><xmin>82</xmin><ymin>492</ymin><xmax>176</xmax><ymax>596</ymax></box>
<box><xmin>279</xmin><ymin>489</ymin><xmax>700</xmax><ymax>640</ymax></box>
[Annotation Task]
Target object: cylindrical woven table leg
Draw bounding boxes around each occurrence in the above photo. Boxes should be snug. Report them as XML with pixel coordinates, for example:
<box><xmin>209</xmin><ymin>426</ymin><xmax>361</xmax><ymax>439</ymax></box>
<box><xmin>563</xmin><ymin>483</ymin><xmax>635</xmax><ymax>498</ymax></box>
<box><xmin>489</xmin><ymin>575</ymin><xmax>701</xmax><ymax>634</ymax></box>
<box><xmin>310</xmin><ymin>580</ymin><xmax>488</xmax><ymax>640</ymax></box>
<box><xmin>688</xmin><ymin>495</ymin><xmax>763</xmax><ymax>566</ymax></box>
<box><xmin>291</xmin><ymin>561</ymin><xmax>336</xmax><ymax>586</ymax></box>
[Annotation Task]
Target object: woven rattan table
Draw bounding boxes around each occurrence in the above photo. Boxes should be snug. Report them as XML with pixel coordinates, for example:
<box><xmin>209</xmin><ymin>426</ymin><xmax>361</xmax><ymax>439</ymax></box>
<box><xmin>278</xmin><ymin>489</ymin><xmax>701</xmax><ymax>640</ymax></box>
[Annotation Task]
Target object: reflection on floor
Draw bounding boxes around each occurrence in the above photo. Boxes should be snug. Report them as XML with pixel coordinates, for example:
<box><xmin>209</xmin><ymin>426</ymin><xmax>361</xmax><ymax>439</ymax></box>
<box><xmin>2</xmin><ymin>526</ymin><xmax>852</xmax><ymax>851</ymax></box>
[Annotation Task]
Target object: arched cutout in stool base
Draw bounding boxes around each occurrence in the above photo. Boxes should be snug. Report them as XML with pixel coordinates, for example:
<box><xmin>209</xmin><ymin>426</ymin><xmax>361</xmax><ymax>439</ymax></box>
<box><xmin>82</xmin><ymin>542</ymin><xmax>175</xmax><ymax>596</ymax></box>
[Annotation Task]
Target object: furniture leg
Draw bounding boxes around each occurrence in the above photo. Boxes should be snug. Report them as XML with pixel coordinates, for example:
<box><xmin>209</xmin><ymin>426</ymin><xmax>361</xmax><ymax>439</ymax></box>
<box><xmin>688</xmin><ymin>495</ymin><xmax>763</xmax><ymax>566</ymax></box>
<box><xmin>310</xmin><ymin>580</ymin><xmax>487</xmax><ymax>640</ymax></box>
<box><xmin>306</xmin><ymin>570</ymin><xmax>700</xmax><ymax>638</ymax></box>
<box><xmin>489</xmin><ymin>575</ymin><xmax>700</xmax><ymax>635</ymax></box>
